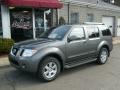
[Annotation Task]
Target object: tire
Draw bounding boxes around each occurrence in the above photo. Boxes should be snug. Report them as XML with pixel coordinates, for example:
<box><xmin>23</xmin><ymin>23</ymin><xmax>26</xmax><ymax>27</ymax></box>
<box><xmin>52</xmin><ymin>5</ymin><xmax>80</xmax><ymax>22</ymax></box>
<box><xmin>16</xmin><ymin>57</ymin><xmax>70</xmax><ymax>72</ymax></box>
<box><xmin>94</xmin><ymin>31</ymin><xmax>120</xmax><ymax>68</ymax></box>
<box><xmin>97</xmin><ymin>48</ymin><xmax>109</xmax><ymax>64</ymax></box>
<box><xmin>38</xmin><ymin>57</ymin><xmax>61</xmax><ymax>82</ymax></box>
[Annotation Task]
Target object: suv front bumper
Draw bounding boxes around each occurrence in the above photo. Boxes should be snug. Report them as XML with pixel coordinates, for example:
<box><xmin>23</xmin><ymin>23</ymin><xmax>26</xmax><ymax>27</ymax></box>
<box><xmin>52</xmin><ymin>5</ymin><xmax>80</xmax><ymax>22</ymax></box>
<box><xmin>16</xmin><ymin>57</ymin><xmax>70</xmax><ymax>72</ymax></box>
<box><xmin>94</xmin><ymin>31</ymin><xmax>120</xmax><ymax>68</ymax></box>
<box><xmin>8</xmin><ymin>54</ymin><xmax>39</xmax><ymax>74</ymax></box>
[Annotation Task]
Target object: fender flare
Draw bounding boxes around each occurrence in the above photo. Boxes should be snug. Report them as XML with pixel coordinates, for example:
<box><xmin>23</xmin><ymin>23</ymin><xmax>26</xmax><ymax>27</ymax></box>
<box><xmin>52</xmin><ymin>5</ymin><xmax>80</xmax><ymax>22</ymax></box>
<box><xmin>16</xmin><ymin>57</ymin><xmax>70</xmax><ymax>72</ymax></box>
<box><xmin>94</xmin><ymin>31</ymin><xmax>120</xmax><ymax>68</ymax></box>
<box><xmin>97</xmin><ymin>41</ymin><xmax>110</xmax><ymax>53</ymax></box>
<box><xmin>35</xmin><ymin>47</ymin><xmax>66</xmax><ymax>70</ymax></box>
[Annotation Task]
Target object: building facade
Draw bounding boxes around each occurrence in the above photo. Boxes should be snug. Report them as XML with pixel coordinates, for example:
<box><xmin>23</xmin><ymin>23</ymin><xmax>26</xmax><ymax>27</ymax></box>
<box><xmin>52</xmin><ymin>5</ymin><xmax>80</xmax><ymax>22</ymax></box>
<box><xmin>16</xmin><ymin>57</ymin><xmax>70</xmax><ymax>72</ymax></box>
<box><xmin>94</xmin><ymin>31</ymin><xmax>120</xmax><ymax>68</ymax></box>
<box><xmin>0</xmin><ymin>0</ymin><xmax>120</xmax><ymax>42</ymax></box>
<box><xmin>58</xmin><ymin>0</ymin><xmax>120</xmax><ymax>36</ymax></box>
<box><xmin>0</xmin><ymin>0</ymin><xmax>62</xmax><ymax>42</ymax></box>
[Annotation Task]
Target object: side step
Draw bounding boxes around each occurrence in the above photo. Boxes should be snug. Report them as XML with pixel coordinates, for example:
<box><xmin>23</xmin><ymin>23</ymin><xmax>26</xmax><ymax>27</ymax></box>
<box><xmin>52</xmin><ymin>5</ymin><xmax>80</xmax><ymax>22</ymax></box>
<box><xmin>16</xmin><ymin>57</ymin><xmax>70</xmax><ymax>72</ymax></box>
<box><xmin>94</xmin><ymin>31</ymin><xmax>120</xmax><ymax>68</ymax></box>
<box><xmin>64</xmin><ymin>58</ymin><xmax>97</xmax><ymax>69</ymax></box>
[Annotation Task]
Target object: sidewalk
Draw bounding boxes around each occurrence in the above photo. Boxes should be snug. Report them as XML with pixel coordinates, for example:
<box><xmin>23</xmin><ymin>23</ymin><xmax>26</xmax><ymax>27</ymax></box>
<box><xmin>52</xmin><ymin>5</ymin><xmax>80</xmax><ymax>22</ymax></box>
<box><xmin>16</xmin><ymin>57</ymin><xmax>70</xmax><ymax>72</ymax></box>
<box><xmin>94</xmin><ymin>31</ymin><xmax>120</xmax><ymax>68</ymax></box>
<box><xmin>113</xmin><ymin>37</ymin><xmax>120</xmax><ymax>44</ymax></box>
<box><xmin>0</xmin><ymin>37</ymin><xmax>120</xmax><ymax>68</ymax></box>
<box><xmin>0</xmin><ymin>56</ymin><xmax>9</xmax><ymax>68</ymax></box>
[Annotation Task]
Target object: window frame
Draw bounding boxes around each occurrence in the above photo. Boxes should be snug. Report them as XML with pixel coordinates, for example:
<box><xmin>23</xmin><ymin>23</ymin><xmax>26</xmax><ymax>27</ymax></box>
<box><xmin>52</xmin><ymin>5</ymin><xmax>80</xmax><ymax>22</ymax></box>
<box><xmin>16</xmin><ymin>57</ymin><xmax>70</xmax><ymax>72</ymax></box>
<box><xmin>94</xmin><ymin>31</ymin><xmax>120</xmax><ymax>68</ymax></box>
<box><xmin>70</xmin><ymin>12</ymin><xmax>79</xmax><ymax>24</ymax></box>
<box><xmin>86</xmin><ymin>13</ymin><xmax>94</xmax><ymax>22</ymax></box>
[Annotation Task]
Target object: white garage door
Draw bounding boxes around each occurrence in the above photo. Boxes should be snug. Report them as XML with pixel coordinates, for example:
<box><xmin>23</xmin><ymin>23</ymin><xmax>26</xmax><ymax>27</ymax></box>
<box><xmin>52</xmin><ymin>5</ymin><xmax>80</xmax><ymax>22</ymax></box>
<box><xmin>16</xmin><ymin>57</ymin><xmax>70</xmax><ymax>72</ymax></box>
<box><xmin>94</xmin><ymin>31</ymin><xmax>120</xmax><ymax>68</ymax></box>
<box><xmin>102</xmin><ymin>16</ymin><xmax>114</xmax><ymax>36</ymax></box>
<box><xmin>117</xmin><ymin>19</ymin><xmax>120</xmax><ymax>36</ymax></box>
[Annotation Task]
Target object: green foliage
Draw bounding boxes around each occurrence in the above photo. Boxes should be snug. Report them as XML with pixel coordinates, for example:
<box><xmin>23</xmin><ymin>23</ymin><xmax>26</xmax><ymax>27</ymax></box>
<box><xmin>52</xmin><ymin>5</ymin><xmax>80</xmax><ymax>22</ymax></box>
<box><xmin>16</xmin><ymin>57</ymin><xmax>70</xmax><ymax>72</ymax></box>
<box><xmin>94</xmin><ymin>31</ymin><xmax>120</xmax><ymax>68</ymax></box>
<box><xmin>0</xmin><ymin>38</ymin><xmax>14</xmax><ymax>53</ymax></box>
<box><xmin>114</xmin><ymin>0</ymin><xmax>120</xmax><ymax>6</ymax></box>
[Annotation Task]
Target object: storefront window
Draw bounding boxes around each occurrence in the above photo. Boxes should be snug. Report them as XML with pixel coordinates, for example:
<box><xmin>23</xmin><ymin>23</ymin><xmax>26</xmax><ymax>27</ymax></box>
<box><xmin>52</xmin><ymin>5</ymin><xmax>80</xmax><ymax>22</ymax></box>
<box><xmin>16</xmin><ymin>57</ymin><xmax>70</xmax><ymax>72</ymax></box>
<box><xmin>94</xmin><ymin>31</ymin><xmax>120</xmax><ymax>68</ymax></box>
<box><xmin>0</xmin><ymin>6</ymin><xmax>3</xmax><ymax>38</ymax></box>
<box><xmin>35</xmin><ymin>9</ymin><xmax>44</xmax><ymax>38</ymax></box>
<box><xmin>10</xmin><ymin>8</ymin><xmax>33</xmax><ymax>42</ymax></box>
<box><xmin>87</xmin><ymin>13</ymin><xmax>94</xmax><ymax>22</ymax></box>
<box><xmin>9</xmin><ymin>8</ymin><xmax>53</xmax><ymax>41</ymax></box>
<box><xmin>71</xmin><ymin>13</ymin><xmax>79</xmax><ymax>24</ymax></box>
<box><xmin>35</xmin><ymin>9</ymin><xmax>52</xmax><ymax>38</ymax></box>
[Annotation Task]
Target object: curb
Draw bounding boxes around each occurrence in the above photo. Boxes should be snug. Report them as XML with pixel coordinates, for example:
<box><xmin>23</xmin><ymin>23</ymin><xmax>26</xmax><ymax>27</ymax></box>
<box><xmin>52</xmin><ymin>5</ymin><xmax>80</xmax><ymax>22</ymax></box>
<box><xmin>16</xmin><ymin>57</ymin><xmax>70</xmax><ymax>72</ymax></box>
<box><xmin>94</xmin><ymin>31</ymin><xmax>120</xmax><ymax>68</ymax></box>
<box><xmin>0</xmin><ymin>57</ymin><xmax>10</xmax><ymax>68</ymax></box>
<box><xmin>0</xmin><ymin>65</ymin><xmax>10</xmax><ymax>68</ymax></box>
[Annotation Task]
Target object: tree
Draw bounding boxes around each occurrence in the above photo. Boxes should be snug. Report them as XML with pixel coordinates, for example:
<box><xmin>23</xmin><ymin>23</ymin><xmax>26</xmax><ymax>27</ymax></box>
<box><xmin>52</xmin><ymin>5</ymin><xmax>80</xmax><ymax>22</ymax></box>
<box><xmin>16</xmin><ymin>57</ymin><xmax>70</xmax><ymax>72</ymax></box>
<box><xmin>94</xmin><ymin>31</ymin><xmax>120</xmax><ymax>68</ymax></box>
<box><xmin>114</xmin><ymin>0</ymin><xmax>120</xmax><ymax>6</ymax></box>
<box><xmin>59</xmin><ymin>17</ymin><xmax>66</xmax><ymax>25</ymax></box>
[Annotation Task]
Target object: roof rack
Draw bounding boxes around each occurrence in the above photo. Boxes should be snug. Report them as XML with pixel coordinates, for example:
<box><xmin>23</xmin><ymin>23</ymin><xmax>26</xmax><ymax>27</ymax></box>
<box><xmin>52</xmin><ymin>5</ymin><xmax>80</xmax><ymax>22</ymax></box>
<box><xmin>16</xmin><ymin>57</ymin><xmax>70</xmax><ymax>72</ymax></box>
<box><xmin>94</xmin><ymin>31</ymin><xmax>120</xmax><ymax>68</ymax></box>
<box><xmin>83</xmin><ymin>22</ymin><xmax>104</xmax><ymax>25</ymax></box>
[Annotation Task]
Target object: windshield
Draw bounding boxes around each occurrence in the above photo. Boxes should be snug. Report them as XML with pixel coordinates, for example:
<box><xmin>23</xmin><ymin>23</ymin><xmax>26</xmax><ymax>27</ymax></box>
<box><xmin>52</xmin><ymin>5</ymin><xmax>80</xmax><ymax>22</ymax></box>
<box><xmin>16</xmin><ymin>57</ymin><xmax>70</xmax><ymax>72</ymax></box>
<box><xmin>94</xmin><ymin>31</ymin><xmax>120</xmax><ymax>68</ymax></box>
<box><xmin>40</xmin><ymin>26</ymin><xmax>71</xmax><ymax>40</ymax></box>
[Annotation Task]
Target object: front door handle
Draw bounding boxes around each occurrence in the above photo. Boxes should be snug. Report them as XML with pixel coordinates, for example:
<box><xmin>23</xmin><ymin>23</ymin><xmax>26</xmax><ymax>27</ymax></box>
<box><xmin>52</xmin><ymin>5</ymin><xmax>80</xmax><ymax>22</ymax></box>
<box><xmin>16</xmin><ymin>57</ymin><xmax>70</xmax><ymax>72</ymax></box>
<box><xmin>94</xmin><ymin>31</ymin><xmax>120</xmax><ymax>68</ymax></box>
<box><xmin>83</xmin><ymin>41</ymin><xmax>87</xmax><ymax>43</ymax></box>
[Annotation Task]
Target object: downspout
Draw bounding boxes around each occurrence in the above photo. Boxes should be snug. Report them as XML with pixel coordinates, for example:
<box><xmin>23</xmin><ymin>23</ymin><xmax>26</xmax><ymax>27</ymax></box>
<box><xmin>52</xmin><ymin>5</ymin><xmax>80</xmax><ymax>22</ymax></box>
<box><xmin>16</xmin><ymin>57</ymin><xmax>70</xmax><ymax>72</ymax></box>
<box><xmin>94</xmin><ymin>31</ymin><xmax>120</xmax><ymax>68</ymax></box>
<box><xmin>57</xmin><ymin>9</ymin><xmax>60</xmax><ymax>25</ymax></box>
<box><xmin>32</xmin><ymin>8</ymin><xmax>36</xmax><ymax>39</ymax></box>
<box><xmin>56</xmin><ymin>9</ymin><xmax>58</xmax><ymax>26</ymax></box>
<box><xmin>68</xmin><ymin>2</ymin><xmax>70</xmax><ymax>24</ymax></box>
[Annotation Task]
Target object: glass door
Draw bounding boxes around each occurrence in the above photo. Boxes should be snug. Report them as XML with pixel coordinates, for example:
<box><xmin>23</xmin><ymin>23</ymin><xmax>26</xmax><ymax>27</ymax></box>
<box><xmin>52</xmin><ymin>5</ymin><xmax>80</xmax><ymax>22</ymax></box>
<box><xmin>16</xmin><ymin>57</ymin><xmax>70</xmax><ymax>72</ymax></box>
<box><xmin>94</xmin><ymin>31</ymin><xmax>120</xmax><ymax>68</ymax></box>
<box><xmin>35</xmin><ymin>9</ymin><xmax>44</xmax><ymax>38</ymax></box>
<box><xmin>35</xmin><ymin>9</ymin><xmax>52</xmax><ymax>38</ymax></box>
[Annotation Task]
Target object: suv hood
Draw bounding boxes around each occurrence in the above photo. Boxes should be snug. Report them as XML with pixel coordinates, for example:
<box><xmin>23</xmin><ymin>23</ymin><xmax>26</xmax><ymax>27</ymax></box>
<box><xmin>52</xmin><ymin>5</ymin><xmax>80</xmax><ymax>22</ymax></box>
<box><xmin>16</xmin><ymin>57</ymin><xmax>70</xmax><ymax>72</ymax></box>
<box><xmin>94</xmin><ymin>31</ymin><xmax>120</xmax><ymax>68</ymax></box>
<box><xmin>14</xmin><ymin>38</ymin><xmax>57</xmax><ymax>48</ymax></box>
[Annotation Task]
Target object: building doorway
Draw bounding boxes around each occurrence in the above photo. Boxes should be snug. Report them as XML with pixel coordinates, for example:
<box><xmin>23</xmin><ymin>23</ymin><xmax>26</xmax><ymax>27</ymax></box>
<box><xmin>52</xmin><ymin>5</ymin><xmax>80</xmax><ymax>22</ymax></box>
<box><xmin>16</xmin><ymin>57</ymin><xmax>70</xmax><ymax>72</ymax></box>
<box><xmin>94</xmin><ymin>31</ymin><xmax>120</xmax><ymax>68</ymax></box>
<box><xmin>34</xmin><ymin>9</ymin><xmax>52</xmax><ymax>38</ymax></box>
<box><xmin>102</xmin><ymin>16</ymin><xmax>115</xmax><ymax>36</ymax></box>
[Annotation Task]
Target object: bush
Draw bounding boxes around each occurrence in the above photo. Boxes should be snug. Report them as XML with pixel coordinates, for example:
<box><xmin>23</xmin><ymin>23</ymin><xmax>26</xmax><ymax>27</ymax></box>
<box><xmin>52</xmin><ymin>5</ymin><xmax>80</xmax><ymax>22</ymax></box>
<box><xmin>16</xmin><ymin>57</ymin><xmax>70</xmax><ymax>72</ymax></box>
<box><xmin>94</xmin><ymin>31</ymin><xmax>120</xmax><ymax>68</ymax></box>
<box><xmin>59</xmin><ymin>17</ymin><xmax>66</xmax><ymax>25</ymax></box>
<box><xmin>0</xmin><ymin>38</ymin><xmax>15</xmax><ymax>53</ymax></box>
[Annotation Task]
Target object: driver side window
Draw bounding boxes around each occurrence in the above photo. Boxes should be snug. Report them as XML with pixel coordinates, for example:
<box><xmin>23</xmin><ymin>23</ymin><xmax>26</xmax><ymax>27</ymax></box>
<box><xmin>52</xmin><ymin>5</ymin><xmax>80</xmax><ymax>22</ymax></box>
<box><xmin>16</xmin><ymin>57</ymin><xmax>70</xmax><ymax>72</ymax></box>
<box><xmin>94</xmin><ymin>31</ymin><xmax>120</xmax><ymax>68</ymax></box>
<box><xmin>69</xmin><ymin>27</ymin><xmax>85</xmax><ymax>40</ymax></box>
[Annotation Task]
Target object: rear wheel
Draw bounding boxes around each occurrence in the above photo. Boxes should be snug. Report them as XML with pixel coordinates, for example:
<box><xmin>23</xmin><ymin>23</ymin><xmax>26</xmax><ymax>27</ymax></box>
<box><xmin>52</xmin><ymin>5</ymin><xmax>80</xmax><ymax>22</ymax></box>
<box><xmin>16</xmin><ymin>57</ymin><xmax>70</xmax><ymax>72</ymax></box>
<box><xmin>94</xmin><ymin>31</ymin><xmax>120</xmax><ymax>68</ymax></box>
<box><xmin>38</xmin><ymin>57</ymin><xmax>61</xmax><ymax>82</ymax></box>
<box><xmin>97</xmin><ymin>48</ymin><xmax>109</xmax><ymax>64</ymax></box>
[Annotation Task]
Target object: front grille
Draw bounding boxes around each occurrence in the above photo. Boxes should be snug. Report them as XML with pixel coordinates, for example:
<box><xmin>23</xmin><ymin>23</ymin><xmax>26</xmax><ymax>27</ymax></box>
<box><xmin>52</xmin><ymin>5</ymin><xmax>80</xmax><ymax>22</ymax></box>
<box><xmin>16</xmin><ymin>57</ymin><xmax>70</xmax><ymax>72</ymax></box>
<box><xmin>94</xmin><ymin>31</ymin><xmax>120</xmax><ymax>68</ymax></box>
<box><xmin>10</xmin><ymin>59</ymin><xmax>19</xmax><ymax>66</ymax></box>
<box><xmin>12</xmin><ymin>48</ymin><xmax>19</xmax><ymax>56</ymax></box>
<box><xmin>20</xmin><ymin>49</ymin><xmax>24</xmax><ymax>56</ymax></box>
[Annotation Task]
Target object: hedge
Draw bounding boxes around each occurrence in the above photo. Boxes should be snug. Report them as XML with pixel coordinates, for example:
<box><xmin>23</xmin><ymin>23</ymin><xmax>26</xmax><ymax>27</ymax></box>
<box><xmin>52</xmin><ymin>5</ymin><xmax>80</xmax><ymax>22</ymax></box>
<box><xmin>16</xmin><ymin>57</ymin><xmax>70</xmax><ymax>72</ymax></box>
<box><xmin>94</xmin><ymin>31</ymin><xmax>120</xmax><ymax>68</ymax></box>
<box><xmin>0</xmin><ymin>38</ymin><xmax>15</xmax><ymax>53</ymax></box>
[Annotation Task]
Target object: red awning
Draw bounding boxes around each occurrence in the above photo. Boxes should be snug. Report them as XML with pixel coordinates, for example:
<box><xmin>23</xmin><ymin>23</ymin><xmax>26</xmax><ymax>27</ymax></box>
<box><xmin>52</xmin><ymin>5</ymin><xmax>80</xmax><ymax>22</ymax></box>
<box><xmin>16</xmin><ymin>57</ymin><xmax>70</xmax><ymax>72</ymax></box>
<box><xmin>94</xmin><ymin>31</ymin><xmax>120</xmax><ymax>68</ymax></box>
<box><xmin>4</xmin><ymin>0</ymin><xmax>63</xmax><ymax>9</ymax></box>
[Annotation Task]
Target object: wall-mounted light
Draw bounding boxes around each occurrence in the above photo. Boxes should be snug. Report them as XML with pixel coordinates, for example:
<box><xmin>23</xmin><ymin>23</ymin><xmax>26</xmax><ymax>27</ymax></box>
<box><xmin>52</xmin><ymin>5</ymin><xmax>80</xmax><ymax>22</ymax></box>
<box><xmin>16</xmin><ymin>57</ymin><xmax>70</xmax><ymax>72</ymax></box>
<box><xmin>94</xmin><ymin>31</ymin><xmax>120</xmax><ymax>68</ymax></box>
<box><xmin>9</xmin><ymin>7</ymin><xmax>15</xmax><ymax>9</ymax></box>
<box><xmin>111</xmin><ymin>0</ymin><xmax>114</xmax><ymax>4</ymax></box>
<box><xmin>22</xmin><ymin>11</ymin><xmax>29</xmax><ymax>13</ymax></box>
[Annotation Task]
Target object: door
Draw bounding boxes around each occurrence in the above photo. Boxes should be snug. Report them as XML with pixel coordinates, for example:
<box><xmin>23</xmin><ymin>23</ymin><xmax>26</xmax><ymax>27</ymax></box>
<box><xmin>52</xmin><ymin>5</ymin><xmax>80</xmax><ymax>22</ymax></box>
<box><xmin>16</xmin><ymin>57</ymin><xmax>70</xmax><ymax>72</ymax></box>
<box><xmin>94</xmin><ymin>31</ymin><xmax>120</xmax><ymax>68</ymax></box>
<box><xmin>117</xmin><ymin>19</ymin><xmax>120</xmax><ymax>36</ymax></box>
<box><xmin>35</xmin><ymin>9</ymin><xmax>52</xmax><ymax>38</ymax></box>
<box><xmin>84</xmin><ymin>26</ymin><xmax>101</xmax><ymax>58</ymax></box>
<box><xmin>35</xmin><ymin>9</ymin><xmax>44</xmax><ymax>38</ymax></box>
<box><xmin>102</xmin><ymin>16</ymin><xmax>114</xmax><ymax>36</ymax></box>
<box><xmin>66</xmin><ymin>27</ymin><xmax>88</xmax><ymax>63</ymax></box>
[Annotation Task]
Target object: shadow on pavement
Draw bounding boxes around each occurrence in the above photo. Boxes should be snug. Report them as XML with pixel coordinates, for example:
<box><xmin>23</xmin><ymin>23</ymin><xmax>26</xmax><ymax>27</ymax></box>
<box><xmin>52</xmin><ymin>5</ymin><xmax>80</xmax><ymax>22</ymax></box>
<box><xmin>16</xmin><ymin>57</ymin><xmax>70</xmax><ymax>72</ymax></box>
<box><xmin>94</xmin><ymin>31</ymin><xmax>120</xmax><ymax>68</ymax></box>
<box><xmin>5</xmin><ymin>61</ymin><xmax>99</xmax><ymax>87</ymax></box>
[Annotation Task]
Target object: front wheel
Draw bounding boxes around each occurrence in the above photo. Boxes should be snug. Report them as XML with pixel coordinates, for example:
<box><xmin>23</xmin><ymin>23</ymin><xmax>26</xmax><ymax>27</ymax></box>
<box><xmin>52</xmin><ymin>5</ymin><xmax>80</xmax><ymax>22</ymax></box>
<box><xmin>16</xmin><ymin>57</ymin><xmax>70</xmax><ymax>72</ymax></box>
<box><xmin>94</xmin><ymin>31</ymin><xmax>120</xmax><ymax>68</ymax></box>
<box><xmin>38</xmin><ymin>57</ymin><xmax>61</xmax><ymax>82</ymax></box>
<box><xmin>97</xmin><ymin>48</ymin><xmax>109</xmax><ymax>64</ymax></box>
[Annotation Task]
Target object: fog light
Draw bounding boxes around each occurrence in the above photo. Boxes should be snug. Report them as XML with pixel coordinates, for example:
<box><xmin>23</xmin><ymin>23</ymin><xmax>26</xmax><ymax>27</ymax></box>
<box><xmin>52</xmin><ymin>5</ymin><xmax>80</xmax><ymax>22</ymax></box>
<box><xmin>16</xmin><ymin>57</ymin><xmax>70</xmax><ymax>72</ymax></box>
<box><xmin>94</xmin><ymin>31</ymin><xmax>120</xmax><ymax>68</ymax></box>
<box><xmin>21</xmin><ymin>64</ymin><xmax>26</xmax><ymax>69</ymax></box>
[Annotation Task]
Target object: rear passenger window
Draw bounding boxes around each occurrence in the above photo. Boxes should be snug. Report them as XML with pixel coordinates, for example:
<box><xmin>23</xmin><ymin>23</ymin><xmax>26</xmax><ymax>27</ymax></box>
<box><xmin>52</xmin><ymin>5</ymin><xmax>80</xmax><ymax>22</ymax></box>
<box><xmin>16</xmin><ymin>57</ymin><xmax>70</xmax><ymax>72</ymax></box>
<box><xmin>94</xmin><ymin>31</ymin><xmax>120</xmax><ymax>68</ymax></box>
<box><xmin>99</xmin><ymin>26</ymin><xmax>111</xmax><ymax>36</ymax></box>
<box><xmin>85</xmin><ymin>27</ymin><xmax>99</xmax><ymax>38</ymax></box>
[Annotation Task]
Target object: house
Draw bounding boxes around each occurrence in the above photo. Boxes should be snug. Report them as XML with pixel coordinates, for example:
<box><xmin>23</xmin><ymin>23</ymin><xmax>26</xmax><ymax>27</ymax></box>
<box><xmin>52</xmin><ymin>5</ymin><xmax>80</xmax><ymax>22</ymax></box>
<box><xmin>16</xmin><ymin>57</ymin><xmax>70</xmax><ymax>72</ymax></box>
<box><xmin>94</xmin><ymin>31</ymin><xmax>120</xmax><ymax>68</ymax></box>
<box><xmin>58</xmin><ymin>0</ymin><xmax>120</xmax><ymax>36</ymax></box>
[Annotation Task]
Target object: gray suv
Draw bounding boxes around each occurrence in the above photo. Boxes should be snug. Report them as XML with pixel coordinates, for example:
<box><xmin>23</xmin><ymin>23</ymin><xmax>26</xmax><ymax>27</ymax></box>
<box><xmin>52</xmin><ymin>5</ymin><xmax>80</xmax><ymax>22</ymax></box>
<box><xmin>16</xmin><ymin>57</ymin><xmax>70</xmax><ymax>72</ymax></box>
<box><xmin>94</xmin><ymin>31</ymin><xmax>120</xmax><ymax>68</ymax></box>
<box><xmin>9</xmin><ymin>23</ymin><xmax>113</xmax><ymax>82</ymax></box>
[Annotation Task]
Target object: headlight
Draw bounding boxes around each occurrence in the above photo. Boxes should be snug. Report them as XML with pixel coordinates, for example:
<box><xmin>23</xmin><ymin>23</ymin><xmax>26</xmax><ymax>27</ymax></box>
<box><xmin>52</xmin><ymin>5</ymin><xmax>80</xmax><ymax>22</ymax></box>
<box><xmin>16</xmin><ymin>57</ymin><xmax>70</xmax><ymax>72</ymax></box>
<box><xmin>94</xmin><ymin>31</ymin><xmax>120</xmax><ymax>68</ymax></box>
<box><xmin>22</xmin><ymin>49</ymin><xmax>37</xmax><ymax>57</ymax></box>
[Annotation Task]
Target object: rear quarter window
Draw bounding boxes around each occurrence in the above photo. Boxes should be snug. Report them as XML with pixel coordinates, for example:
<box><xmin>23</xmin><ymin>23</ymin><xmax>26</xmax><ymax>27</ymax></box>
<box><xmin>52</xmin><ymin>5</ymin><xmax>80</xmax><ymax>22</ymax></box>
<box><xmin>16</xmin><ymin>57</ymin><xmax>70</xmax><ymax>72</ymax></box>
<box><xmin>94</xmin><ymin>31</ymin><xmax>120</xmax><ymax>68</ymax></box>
<box><xmin>99</xmin><ymin>26</ymin><xmax>111</xmax><ymax>36</ymax></box>
<box><xmin>85</xmin><ymin>26</ymin><xmax>100</xmax><ymax>39</ymax></box>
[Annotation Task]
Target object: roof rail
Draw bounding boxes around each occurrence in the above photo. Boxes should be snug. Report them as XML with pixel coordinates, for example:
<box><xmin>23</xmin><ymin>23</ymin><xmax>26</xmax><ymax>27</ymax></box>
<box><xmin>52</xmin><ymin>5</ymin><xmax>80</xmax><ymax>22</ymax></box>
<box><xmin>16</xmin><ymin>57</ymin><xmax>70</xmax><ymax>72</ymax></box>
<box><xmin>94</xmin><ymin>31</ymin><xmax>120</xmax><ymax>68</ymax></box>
<box><xmin>83</xmin><ymin>22</ymin><xmax>104</xmax><ymax>25</ymax></box>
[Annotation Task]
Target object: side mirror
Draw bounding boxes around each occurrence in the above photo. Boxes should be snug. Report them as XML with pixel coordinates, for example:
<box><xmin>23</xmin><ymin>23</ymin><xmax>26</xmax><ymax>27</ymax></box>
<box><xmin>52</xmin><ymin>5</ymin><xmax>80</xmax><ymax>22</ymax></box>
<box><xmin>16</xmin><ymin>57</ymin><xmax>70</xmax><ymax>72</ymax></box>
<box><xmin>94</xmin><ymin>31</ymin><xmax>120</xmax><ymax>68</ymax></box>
<box><xmin>67</xmin><ymin>35</ymin><xmax>79</xmax><ymax>42</ymax></box>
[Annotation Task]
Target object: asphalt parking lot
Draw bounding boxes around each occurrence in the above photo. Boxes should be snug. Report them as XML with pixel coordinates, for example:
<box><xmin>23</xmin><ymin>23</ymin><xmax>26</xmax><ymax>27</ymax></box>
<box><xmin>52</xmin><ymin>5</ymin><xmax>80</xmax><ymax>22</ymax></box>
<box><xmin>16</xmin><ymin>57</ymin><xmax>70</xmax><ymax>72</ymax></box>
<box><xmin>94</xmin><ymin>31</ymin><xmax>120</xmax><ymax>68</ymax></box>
<box><xmin>0</xmin><ymin>44</ymin><xmax>120</xmax><ymax>90</ymax></box>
